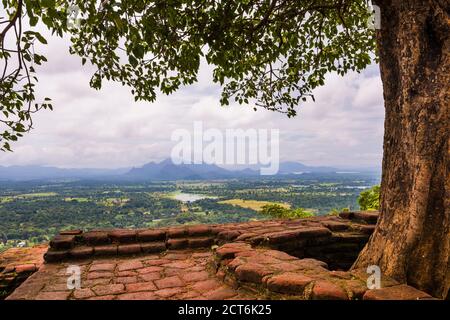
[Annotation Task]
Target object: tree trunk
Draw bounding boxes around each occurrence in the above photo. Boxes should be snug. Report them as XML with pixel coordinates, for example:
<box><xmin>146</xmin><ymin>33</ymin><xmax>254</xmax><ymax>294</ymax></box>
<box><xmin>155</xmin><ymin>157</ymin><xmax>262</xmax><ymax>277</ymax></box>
<box><xmin>352</xmin><ymin>0</ymin><xmax>450</xmax><ymax>299</ymax></box>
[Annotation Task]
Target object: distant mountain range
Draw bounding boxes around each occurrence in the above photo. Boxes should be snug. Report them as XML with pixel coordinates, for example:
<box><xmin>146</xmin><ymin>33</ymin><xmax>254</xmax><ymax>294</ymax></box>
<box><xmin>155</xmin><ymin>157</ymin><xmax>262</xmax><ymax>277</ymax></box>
<box><xmin>0</xmin><ymin>159</ymin><xmax>378</xmax><ymax>181</ymax></box>
<box><xmin>275</xmin><ymin>161</ymin><xmax>339</xmax><ymax>174</ymax></box>
<box><xmin>126</xmin><ymin>159</ymin><xmax>237</xmax><ymax>180</ymax></box>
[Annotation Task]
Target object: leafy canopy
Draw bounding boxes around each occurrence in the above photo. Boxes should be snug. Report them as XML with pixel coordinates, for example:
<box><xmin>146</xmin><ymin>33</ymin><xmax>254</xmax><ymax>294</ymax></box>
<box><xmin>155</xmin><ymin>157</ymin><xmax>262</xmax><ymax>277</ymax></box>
<box><xmin>357</xmin><ymin>185</ymin><xmax>380</xmax><ymax>211</ymax></box>
<box><xmin>1</xmin><ymin>0</ymin><xmax>376</xmax><ymax>151</ymax></box>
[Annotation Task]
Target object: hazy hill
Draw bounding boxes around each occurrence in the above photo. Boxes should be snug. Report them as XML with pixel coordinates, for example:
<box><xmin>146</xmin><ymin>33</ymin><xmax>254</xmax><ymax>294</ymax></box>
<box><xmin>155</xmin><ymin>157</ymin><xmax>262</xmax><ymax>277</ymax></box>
<box><xmin>126</xmin><ymin>159</ymin><xmax>236</xmax><ymax>180</ymax></box>
<box><xmin>0</xmin><ymin>159</ymin><xmax>356</xmax><ymax>181</ymax></box>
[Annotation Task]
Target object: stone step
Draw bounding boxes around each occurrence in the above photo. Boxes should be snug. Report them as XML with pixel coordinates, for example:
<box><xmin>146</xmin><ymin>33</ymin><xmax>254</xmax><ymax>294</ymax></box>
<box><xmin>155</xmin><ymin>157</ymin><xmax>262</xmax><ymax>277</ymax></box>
<box><xmin>45</xmin><ymin>214</ymin><xmax>379</xmax><ymax>262</ymax></box>
<box><xmin>339</xmin><ymin>210</ymin><xmax>379</xmax><ymax>224</ymax></box>
<box><xmin>213</xmin><ymin>243</ymin><xmax>433</xmax><ymax>300</ymax></box>
<box><xmin>45</xmin><ymin>236</ymin><xmax>217</xmax><ymax>262</ymax></box>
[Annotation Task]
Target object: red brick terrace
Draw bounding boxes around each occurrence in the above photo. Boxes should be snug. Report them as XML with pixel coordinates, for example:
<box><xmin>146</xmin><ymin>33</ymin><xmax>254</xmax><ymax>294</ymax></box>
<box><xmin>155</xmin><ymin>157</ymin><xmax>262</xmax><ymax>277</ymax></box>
<box><xmin>1</xmin><ymin>211</ymin><xmax>433</xmax><ymax>300</ymax></box>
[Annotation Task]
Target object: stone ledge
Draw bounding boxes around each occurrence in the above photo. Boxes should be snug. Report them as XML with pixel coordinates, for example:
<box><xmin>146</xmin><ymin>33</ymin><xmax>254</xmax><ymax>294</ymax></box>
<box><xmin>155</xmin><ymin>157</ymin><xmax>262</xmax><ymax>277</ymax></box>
<box><xmin>0</xmin><ymin>245</ymin><xmax>47</xmax><ymax>299</ymax></box>
<box><xmin>339</xmin><ymin>210</ymin><xmax>379</xmax><ymax>224</ymax></box>
<box><xmin>212</xmin><ymin>243</ymin><xmax>432</xmax><ymax>300</ymax></box>
<box><xmin>3</xmin><ymin>211</ymin><xmax>437</xmax><ymax>300</ymax></box>
<box><xmin>44</xmin><ymin>213</ymin><xmax>379</xmax><ymax>262</ymax></box>
<box><xmin>362</xmin><ymin>284</ymin><xmax>437</xmax><ymax>300</ymax></box>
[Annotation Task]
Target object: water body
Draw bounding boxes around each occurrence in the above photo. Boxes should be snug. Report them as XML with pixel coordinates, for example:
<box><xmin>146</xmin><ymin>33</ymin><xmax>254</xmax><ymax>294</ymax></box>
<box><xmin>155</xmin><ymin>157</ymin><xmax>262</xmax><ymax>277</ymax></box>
<box><xmin>171</xmin><ymin>192</ymin><xmax>216</xmax><ymax>203</ymax></box>
<box><xmin>342</xmin><ymin>186</ymin><xmax>371</xmax><ymax>189</ymax></box>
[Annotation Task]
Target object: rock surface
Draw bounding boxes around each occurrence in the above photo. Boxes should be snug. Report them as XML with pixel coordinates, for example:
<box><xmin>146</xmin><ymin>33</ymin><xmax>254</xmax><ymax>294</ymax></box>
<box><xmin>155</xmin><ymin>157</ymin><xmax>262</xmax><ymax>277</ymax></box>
<box><xmin>0</xmin><ymin>244</ymin><xmax>47</xmax><ymax>299</ymax></box>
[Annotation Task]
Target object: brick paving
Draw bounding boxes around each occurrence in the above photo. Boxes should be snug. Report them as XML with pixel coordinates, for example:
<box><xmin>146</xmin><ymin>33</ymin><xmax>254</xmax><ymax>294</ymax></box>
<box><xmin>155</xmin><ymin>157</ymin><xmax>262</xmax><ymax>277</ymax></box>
<box><xmin>2</xmin><ymin>211</ymin><xmax>436</xmax><ymax>300</ymax></box>
<box><xmin>0</xmin><ymin>244</ymin><xmax>47</xmax><ymax>299</ymax></box>
<box><xmin>6</xmin><ymin>249</ymin><xmax>258</xmax><ymax>300</ymax></box>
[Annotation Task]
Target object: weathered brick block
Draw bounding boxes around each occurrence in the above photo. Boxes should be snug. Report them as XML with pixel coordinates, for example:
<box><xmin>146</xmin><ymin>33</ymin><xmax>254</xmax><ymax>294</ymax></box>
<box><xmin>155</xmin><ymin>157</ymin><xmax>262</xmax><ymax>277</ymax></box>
<box><xmin>191</xmin><ymin>279</ymin><xmax>222</xmax><ymax>291</ymax></box>
<box><xmin>203</xmin><ymin>286</ymin><xmax>237</xmax><ymax>300</ymax></box>
<box><xmin>83</xmin><ymin>231</ymin><xmax>110</xmax><ymax>245</ymax></box>
<box><xmin>181</xmin><ymin>271</ymin><xmax>210</xmax><ymax>282</ymax></box>
<box><xmin>92</xmin><ymin>283</ymin><xmax>125</xmax><ymax>296</ymax></box>
<box><xmin>87</xmin><ymin>271</ymin><xmax>114</xmax><ymax>280</ymax></box>
<box><xmin>14</xmin><ymin>264</ymin><xmax>37</xmax><ymax>274</ymax></box>
<box><xmin>321</xmin><ymin>221</ymin><xmax>350</xmax><ymax>231</ymax></box>
<box><xmin>266</xmin><ymin>273</ymin><xmax>313</xmax><ymax>294</ymax></box>
<box><xmin>266</xmin><ymin>230</ymin><xmax>301</xmax><ymax>244</ymax></box>
<box><xmin>247</xmin><ymin>235</ymin><xmax>265</xmax><ymax>245</ymax></box>
<box><xmin>163</xmin><ymin>260</ymin><xmax>195</xmax><ymax>269</ymax></box>
<box><xmin>350</xmin><ymin>224</ymin><xmax>376</xmax><ymax>234</ymax></box>
<box><xmin>117</xmin><ymin>291</ymin><xmax>157</xmax><ymax>300</ymax></box>
<box><xmin>154</xmin><ymin>287</ymin><xmax>184</xmax><ymax>298</ymax></box>
<box><xmin>210</xmin><ymin>226</ymin><xmax>226</xmax><ymax>235</ymax></box>
<box><xmin>89</xmin><ymin>263</ymin><xmax>116</xmax><ymax>272</ymax></box>
<box><xmin>35</xmin><ymin>291</ymin><xmax>70</xmax><ymax>300</ymax></box>
<box><xmin>215</xmin><ymin>243</ymin><xmax>252</xmax><ymax>259</ymax></box>
<box><xmin>2</xmin><ymin>266</ymin><xmax>15</xmax><ymax>273</ymax></box>
<box><xmin>73</xmin><ymin>288</ymin><xmax>95</xmax><ymax>299</ymax></box>
<box><xmin>264</xmin><ymin>250</ymin><xmax>297</xmax><ymax>261</ymax></box>
<box><xmin>296</xmin><ymin>227</ymin><xmax>332</xmax><ymax>239</ymax></box>
<box><xmin>217</xmin><ymin>230</ymin><xmax>241</xmax><ymax>241</ymax></box>
<box><xmin>141</xmin><ymin>242</ymin><xmax>166</xmax><ymax>253</ymax></box>
<box><xmin>331</xmin><ymin>233</ymin><xmax>370</xmax><ymax>244</ymax></box>
<box><xmin>154</xmin><ymin>276</ymin><xmax>184</xmax><ymax>289</ymax></box>
<box><xmin>235</xmin><ymin>263</ymin><xmax>273</xmax><ymax>284</ymax></box>
<box><xmin>227</xmin><ymin>257</ymin><xmax>247</xmax><ymax>271</ymax></box>
<box><xmin>59</xmin><ymin>229</ymin><xmax>83</xmax><ymax>236</ymax></box>
<box><xmin>108</xmin><ymin>230</ymin><xmax>137</xmax><ymax>243</ymax></box>
<box><xmin>70</xmin><ymin>246</ymin><xmax>94</xmax><ymax>259</ymax></box>
<box><xmin>166</xmin><ymin>228</ymin><xmax>187</xmax><ymax>238</ymax></box>
<box><xmin>117</xmin><ymin>260</ymin><xmax>143</xmax><ymax>271</ymax></box>
<box><xmin>126</xmin><ymin>281</ymin><xmax>157</xmax><ymax>292</ymax></box>
<box><xmin>166</xmin><ymin>238</ymin><xmax>188</xmax><ymax>250</ymax></box>
<box><xmin>188</xmin><ymin>237</ymin><xmax>214</xmax><ymax>248</ymax></box>
<box><xmin>292</xmin><ymin>258</ymin><xmax>329</xmax><ymax>270</ymax></box>
<box><xmin>44</xmin><ymin>250</ymin><xmax>69</xmax><ymax>262</ymax></box>
<box><xmin>187</xmin><ymin>225</ymin><xmax>211</xmax><ymax>236</ymax></box>
<box><xmin>311</xmin><ymin>281</ymin><xmax>348</xmax><ymax>300</ymax></box>
<box><xmin>339</xmin><ymin>211</ymin><xmax>353</xmax><ymax>219</ymax></box>
<box><xmin>363</xmin><ymin>284</ymin><xmax>433</xmax><ymax>300</ymax></box>
<box><xmin>115</xmin><ymin>276</ymin><xmax>138</xmax><ymax>284</ymax></box>
<box><xmin>137</xmin><ymin>230</ymin><xmax>166</xmax><ymax>242</ymax></box>
<box><xmin>339</xmin><ymin>211</ymin><xmax>379</xmax><ymax>224</ymax></box>
<box><xmin>94</xmin><ymin>245</ymin><xmax>118</xmax><ymax>256</ymax></box>
<box><xmin>118</xmin><ymin>244</ymin><xmax>141</xmax><ymax>255</ymax></box>
<box><xmin>235</xmin><ymin>233</ymin><xmax>258</xmax><ymax>241</ymax></box>
<box><xmin>50</xmin><ymin>235</ymin><xmax>76</xmax><ymax>250</ymax></box>
<box><xmin>353</xmin><ymin>211</ymin><xmax>379</xmax><ymax>224</ymax></box>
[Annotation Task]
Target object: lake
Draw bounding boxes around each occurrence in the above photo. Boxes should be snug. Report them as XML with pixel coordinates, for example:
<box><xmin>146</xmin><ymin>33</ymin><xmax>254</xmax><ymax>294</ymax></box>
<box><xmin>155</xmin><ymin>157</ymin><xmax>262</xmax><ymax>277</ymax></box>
<box><xmin>171</xmin><ymin>192</ymin><xmax>216</xmax><ymax>203</ymax></box>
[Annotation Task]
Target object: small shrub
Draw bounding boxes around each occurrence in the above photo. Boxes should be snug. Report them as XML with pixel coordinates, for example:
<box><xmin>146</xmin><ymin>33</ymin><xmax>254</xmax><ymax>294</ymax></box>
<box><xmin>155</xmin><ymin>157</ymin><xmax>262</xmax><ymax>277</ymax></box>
<box><xmin>261</xmin><ymin>204</ymin><xmax>314</xmax><ymax>219</ymax></box>
<box><xmin>358</xmin><ymin>185</ymin><xmax>380</xmax><ymax>210</ymax></box>
<box><xmin>328</xmin><ymin>207</ymin><xmax>350</xmax><ymax>216</ymax></box>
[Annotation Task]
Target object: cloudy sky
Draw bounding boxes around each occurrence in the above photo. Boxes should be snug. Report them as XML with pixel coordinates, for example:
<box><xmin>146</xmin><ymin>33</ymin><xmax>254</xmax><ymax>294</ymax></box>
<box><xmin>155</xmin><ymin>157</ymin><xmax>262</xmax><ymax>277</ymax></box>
<box><xmin>0</xmin><ymin>29</ymin><xmax>385</xmax><ymax>170</ymax></box>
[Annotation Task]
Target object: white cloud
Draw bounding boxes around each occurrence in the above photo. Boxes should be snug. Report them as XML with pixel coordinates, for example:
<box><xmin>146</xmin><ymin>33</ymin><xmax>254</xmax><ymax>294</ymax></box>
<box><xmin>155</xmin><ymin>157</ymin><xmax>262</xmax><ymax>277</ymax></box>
<box><xmin>0</xmin><ymin>30</ymin><xmax>384</xmax><ymax>169</ymax></box>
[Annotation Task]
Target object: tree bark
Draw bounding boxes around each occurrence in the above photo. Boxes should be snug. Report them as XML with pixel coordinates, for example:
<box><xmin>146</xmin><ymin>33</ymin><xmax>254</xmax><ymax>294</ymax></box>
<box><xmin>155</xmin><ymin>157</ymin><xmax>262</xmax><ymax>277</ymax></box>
<box><xmin>352</xmin><ymin>0</ymin><xmax>450</xmax><ymax>299</ymax></box>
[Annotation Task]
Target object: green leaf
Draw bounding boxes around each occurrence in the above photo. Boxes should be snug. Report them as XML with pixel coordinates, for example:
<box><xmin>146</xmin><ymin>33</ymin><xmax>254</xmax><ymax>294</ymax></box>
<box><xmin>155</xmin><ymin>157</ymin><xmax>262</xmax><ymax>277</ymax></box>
<box><xmin>129</xmin><ymin>55</ymin><xmax>138</xmax><ymax>67</ymax></box>
<box><xmin>34</xmin><ymin>33</ymin><xmax>48</xmax><ymax>44</ymax></box>
<box><xmin>29</xmin><ymin>16</ymin><xmax>38</xmax><ymax>27</ymax></box>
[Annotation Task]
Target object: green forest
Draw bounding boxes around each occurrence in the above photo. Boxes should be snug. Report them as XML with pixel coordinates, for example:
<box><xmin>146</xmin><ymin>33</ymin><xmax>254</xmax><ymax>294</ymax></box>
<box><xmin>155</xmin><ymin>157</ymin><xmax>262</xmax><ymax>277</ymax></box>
<box><xmin>0</xmin><ymin>172</ymin><xmax>379</xmax><ymax>251</ymax></box>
